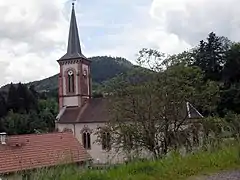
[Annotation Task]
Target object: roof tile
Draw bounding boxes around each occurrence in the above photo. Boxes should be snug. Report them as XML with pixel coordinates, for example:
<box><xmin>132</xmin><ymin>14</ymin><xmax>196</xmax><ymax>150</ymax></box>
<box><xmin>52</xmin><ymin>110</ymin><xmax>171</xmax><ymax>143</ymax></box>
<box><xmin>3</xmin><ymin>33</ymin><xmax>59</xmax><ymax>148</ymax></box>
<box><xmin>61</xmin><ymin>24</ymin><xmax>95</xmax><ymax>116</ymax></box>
<box><xmin>0</xmin><ymin>132</ymin><xmax>91</xmax><ymax>174</ymax></box>
<box><xmin>58</xmin><ymin>98</ymin><xmax>109</xmax><ymax>123</ymax></box>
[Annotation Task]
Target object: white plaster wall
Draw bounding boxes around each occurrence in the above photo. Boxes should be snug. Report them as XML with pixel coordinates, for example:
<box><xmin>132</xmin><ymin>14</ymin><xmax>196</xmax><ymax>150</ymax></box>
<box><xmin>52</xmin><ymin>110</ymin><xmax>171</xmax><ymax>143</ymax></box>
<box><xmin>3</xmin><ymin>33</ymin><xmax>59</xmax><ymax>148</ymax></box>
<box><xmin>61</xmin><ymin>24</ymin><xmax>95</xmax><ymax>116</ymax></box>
<box><xmin>57</xmin><ymin>122</ymin><xmax>128</xmax><ymax>164</ymax></box>
<box><xmin>56</xmin><ymin>121</ymin><xmax>203</xmax><ymax>164</ymax></box>
<box><xmin>56</xmin><ymin>123</ymin><xmax>74</xmax><ymax>133</ymax></box>
<box><xmin>63</xmin><ymin>96</ymin><xmax>78</xmax><ymax>107</ymax></box>
<box><xmin>62</xmin><ymin>63</ymin><xmax>79</xmax><ymax>95</ymax></box>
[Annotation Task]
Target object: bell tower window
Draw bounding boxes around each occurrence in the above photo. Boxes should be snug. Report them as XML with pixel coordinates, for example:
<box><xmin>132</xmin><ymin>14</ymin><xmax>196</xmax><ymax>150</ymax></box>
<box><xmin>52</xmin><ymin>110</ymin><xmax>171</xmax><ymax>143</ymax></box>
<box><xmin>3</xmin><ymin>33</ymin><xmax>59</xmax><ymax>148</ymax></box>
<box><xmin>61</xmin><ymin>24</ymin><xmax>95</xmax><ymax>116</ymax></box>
<box><xmin>67</xmin><ymin>70</ymin><xmax>75</xmax><ymax>93</ymax></box>
<box><xmin>83</xmin><ymin>69</ymin><xmax>87</xmax><ymax>77</ymax></box>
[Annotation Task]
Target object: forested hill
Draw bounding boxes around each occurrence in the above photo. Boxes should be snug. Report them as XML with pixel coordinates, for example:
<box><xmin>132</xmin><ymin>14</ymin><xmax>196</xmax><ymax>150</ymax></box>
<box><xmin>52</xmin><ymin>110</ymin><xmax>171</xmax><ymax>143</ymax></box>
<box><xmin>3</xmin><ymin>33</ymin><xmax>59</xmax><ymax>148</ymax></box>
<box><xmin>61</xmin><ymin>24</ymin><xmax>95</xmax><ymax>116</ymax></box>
<box><xmin>0</xmin><ymin>56</ymin><xmax>134</xmax><ymax>93</ymax></box>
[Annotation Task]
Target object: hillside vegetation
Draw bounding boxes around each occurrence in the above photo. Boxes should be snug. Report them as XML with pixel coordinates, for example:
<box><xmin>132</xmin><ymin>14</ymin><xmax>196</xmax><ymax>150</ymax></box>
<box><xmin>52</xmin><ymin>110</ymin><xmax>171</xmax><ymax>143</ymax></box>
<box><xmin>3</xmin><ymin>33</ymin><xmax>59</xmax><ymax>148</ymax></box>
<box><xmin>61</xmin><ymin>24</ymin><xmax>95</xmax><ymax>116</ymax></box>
<box><xmin>0</xmin><ymin>56</ymin><xmax>134</xmax><ymax>94</ymax></box>
<box><xmin>1</xmin><ymin>31</ymin><xmax>240</xmax><ymax>179</ymax></box>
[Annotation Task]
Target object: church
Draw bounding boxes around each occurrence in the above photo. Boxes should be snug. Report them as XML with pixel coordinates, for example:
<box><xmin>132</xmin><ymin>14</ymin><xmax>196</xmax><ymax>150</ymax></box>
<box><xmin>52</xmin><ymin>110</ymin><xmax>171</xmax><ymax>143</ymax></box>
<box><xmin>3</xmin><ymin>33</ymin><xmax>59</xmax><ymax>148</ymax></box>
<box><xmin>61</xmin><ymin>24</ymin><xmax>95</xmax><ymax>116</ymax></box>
<box><xmin>55</xmin><ymin>2</ymin><xmax>204</xmax><ymax>164</ymax></box>
<box><xmin>55</xmin><ymin>2</ymin><xmax>117</xmax><ymax>164</ymax></box>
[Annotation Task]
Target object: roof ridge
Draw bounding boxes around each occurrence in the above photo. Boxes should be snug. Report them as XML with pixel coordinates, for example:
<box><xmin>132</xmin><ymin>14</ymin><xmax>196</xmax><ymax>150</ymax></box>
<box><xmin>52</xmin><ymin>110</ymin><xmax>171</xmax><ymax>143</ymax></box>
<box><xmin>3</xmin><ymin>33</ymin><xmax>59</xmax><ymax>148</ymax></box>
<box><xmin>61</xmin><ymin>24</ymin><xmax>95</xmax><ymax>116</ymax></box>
<box><xmin>8</xmin><ymin>132</ymin><xmax>72</xmax><ymax>138</ymax></box>
<box><xmin>56</xmin><ymin>106</ymin><xmax>67</xmax><ymax>121</ymax></box>
<box><xmin>76</xmin><ymin>103</ymin><xmax>89</xmax><ymax>122</ymax></box>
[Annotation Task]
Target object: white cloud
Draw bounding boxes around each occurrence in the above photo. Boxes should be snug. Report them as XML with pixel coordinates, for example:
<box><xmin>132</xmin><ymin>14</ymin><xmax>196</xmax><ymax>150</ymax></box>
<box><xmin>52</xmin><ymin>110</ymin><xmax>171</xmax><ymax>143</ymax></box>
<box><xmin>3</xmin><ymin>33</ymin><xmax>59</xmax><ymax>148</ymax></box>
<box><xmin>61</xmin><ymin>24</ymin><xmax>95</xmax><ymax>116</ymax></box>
<box><xmin>150</xmin><ymin>0</ymin><xmax>240</xmax><ymax>44</ymax></box>
<box><xmin>0</xmin><ymin>0</ymin><xmax>67</xmax><ymax>86</ymax></box>
<box><xmin>0</xmin><ymin>0</ymin><xmax>240</xmax><ymax>87</ymax></box>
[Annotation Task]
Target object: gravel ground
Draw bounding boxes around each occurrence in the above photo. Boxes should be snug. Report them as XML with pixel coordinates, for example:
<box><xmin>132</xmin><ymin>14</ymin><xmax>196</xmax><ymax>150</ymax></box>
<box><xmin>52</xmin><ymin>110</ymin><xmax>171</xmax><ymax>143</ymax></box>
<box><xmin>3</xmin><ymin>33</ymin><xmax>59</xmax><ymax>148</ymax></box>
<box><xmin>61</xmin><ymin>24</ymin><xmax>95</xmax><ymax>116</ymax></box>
<box><xmin>190</xmin><ymin>171</ymin><xmax>240</xmax><ymax>180</ymax></box>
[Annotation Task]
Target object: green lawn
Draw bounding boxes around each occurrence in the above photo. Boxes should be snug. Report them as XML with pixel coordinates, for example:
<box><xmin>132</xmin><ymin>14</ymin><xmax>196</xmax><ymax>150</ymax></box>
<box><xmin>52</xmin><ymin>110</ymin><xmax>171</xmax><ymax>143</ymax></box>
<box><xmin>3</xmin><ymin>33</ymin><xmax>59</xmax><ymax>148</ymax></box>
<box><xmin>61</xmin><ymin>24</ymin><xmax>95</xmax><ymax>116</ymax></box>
<box><xmin>32</xmin><ymin>143</ymin><xmax>240</xmax><ymax>180</ymax></box>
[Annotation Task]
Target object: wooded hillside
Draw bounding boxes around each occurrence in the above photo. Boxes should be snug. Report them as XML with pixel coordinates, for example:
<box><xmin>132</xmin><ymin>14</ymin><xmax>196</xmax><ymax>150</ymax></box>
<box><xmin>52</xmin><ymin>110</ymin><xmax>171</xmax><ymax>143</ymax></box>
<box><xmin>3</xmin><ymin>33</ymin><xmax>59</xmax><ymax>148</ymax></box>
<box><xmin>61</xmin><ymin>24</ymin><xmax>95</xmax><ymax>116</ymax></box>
<box><xmin>1</xmin><ymin>32</ymin><xmax>240</xmax><ymax>138</ymax></box>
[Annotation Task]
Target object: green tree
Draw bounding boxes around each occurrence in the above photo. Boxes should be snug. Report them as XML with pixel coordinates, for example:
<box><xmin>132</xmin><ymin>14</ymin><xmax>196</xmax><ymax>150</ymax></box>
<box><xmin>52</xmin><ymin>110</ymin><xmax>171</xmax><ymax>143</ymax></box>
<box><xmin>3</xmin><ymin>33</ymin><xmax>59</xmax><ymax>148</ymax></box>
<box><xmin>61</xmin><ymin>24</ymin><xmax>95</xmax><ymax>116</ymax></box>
<box><xmin>216</xmin><ymin>43</ymin><xmax>240</xmax><ymax>115</ymax></box>
<box><xmin>218</xmin><ymin>83</ymin><xmax>240</xmax><ymax>115</ymax></box>
<box><xmin>3</xmin><ymin>111</ymin><xmax>31</xmax><ymax>135</ymax></box>
<box><xmin>194</xmin><ymin>32</ymin><xmax>231</xmax><ymax>81</ymax></box>
<box><xmin>163</xmin><ymin>50</ymin><xmax>195</xmax><ymax>67</ymax></box>
<box><xmin>38</xmin><ymin>99</ymin><xmax>58</xmax><ymax>132</ymax></box>
<box><xmin>16</xmin><ymin>83</ymin><xmax>38</xmax><ymax>113</ymax></box>
<box><xmin>16</xmin><ymin>82</ymin><xmax>28</xmax><ymax>113</ymax></box>
<box><xmin>137</xmin><ymin>48</ymin><xmax>166</xmax><ymax>71</ymax></box>
<box><xmin>28</xmin><ymin>110</ymin><xmax>48</xmax><ymax>133</ymax></box>
<box><xmin>0</xmin><ymin>93</ymin><xmax>7</xmax><ymax>118</ymax></box>
<box><xmin>7</xmin><ymin>83</ymin><xmax>19</xmax><ymax>112</ymax></box>
<box><xmin>222</xmin><ymin>43</ymin><xmax>240</xmax><ymax>84</ymax></box>
<box><xmin>29</xmin><ymin>84</ymin><xmax>39</xmax><ymax>99</ymax></box>
<box><xmin>100</xmin><ymin>63</ymin><xmax>219</xmax><ymax>159</ymax></box>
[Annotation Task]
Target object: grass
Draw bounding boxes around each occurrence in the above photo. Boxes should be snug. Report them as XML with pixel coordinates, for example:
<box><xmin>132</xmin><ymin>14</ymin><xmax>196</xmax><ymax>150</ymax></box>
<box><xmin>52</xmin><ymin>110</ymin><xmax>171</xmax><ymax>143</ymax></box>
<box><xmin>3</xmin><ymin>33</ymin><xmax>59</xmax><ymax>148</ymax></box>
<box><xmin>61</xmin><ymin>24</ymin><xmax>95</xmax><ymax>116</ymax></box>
<box><xmin>31</xmin><ymin>143</ymin><xmax>240</xmax><ymax>180</ymax></box>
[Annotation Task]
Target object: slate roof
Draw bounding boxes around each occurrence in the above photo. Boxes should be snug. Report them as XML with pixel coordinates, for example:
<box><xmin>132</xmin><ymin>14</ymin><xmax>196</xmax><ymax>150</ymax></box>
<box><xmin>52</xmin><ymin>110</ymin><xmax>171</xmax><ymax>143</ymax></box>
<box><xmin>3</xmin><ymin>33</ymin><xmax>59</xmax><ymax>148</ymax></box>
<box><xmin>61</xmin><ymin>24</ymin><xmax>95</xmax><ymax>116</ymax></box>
<box><xmin>0</xmin><ymin>132</ymin><xmax>91</xmax><ymax>175</ymax></box>
<box><xmin>186</xmin><ymin>102</ymin><xmax>204</xmax><ymax>119</ymax></box>
<box><xmin>57</xmin><ymin>98</ymin><xmax>109</xmax><ymax>124</ymax></box>
<box><xmin>57</xmin><ymin>97</ymin><xmax>203</xmax><ymax>124</ymax></box>
<box><xmin>59</xmin><ymin>3</ymin><xmax>87</xmax><ymax>61</ymax></box>
<box><xmin>172</xmin><ymin>101</ymin><xmax>203</xmax><ymax>121</ymax></box>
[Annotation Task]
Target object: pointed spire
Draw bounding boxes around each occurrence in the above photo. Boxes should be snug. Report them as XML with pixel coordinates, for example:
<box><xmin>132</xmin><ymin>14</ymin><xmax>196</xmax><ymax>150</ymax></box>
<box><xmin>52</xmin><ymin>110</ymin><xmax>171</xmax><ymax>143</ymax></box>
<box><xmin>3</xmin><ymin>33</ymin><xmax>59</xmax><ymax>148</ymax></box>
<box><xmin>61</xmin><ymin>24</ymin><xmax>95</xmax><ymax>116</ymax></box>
<box><xmin>60</xmin><ymin>2</ymin><xmax>86</xmax><ymax>60</ymax></box>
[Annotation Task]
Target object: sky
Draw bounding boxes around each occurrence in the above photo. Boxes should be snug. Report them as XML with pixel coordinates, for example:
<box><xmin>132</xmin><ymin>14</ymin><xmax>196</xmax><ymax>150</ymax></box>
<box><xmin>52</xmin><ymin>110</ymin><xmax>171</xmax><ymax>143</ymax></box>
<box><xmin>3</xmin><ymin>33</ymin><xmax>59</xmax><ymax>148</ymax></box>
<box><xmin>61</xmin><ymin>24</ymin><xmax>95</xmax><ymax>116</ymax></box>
<box><xmin>0</xmin><ymin>0</ymin><xmax>240</xmax><ymax>86</ymax></box>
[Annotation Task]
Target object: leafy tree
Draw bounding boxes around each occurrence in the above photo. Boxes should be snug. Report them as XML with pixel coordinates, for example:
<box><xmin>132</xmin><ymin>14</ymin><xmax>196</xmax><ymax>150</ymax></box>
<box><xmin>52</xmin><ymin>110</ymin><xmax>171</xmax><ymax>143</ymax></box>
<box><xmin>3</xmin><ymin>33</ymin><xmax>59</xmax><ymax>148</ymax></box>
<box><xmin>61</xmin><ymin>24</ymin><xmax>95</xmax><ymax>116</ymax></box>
<box><xmin>216</xmin><ymin>43</ymin><xmax>240</xmax><ymax>115</ymax></box>
<box><xmin>194</xmin><ymin>32</ymin><xmax>231</xmax><ymax>81</ymax></box>
<box><xmin>7</xmin><ymin>83</ymin><xmax>19</xmax><ymax>112</ymax></box>
<box><xmin>38</xmin><ymin>99</ymin><xmax>58</xmax><ymax>132</ymax></box>
<box><xmin>218</xmin><ymin>83</ymin><xmax>240</xmax><ymax>115</ymax></box>
<box><xmin>223</xmin><ymin>112</ymin><xmax>240</xmax><ymax>141</ymax></box>
<box><xmin>0</xmin><ymin>93</ymin><xmax>6</xmax><ymax>132</ymax></box>
<box><xmin>16</xmin><ymin>82</ymin><xmax>29</xmax><ymax>113</ymax></box>
<box><xmin>100</xmin><ymin>62</ymin><xmax>219</xmax><ymax>159</ymax></box>
<box><xmin>163</xmin><ymin>50</ymin><xmax>195</xmax><ymax>67</ymax></box>
<box><xmin>0</xmin><ymin>84</ymin><xmax>58</xmax><ymax>135</ymax></box>
<box><xmin>15</xmin><ymin>83</ymin><xmax>38</xmax><ymax>113</ymax></box>
<box><xmin>28</xmin><ymin>110</ymin><xmax>48</xmax><ymax>134</ymax></box>
<box><xmin>222</xmin><ymin>43</ymin><xmax>240</xmax><ymax>84</ymax></box>
<box><xmin>3</xmin><ymin>111</ymin><xmax>31</xmax><ymax>135</ymax></box>
<box><xmin>29</xmin><ymin>84</ymin><xmax>38</xmax><ymax>98</ymax></box>
<box><xmin>0</xmin><ymin>93</ymin><xmax>7</xmax><ymax>118</ymax></box>
<box><xmin>137</xmin><ymin>48</ymin><xmax>166</xmax><ymax>71</ymax></box>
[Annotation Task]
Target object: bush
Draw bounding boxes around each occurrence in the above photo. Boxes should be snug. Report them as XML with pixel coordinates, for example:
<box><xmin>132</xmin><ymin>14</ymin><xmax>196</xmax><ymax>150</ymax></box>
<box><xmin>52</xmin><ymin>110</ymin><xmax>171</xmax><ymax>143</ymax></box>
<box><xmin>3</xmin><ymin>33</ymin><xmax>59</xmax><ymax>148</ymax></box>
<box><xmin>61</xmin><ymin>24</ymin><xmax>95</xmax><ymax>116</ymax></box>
<box><xmin>32</xmin><ymin>143</ymin><xmax>240</xmax><ymax>180</ymax></box>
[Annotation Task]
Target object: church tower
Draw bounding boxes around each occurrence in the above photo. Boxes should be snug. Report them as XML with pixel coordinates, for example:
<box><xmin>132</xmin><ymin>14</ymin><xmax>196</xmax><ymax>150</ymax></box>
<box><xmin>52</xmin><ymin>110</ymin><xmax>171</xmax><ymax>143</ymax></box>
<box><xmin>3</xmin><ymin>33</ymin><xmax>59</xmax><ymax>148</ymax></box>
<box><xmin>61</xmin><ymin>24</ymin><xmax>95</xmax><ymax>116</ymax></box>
<box><xmin>57</xmin><ymin>2</ymin><xmax>91</xmax><ymax>110</ymax></box>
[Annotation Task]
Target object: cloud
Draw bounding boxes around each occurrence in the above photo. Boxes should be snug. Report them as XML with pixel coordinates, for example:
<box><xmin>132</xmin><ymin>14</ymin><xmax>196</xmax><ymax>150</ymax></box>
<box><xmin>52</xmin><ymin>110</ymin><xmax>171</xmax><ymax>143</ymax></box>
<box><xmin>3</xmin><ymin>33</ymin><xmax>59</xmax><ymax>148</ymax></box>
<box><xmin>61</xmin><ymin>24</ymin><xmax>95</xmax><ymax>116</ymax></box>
<box><xmin>0</xmin><ymin>0</ymin><xmax>240</xmax><ymax>87</ymax></box>
<box><xmin>0</xmin><ymin>0</ymin><xmax>68</xmax><ymax>86</ymax></box>
<box><xmin>150</xmin><ymin>0</ymin><xmax>240</xmax><ymax>45</ymax></box>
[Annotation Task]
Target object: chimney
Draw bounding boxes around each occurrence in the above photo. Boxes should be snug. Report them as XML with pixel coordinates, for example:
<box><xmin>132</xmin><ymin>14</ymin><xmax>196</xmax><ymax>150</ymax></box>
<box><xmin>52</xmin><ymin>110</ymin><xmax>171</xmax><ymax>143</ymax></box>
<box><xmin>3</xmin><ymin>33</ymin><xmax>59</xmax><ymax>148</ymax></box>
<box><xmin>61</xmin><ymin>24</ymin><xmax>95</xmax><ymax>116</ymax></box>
<box><xmin>0</xmin><ymin>132</ymin><xmax>7</xmax><ymax>145</ymax></box>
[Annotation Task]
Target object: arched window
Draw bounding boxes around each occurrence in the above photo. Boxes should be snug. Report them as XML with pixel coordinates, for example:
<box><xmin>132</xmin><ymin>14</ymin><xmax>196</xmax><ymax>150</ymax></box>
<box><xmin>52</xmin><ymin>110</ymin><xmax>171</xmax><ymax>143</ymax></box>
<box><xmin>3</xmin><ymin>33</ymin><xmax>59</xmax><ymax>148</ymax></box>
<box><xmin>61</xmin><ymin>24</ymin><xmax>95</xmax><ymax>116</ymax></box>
<box><xmin>82</xmin><ymin>131</ymin><xmax>91</xmax><ymax>149</ymax></box>
<box><xmin>102</xmin><ymin>132</ymin><xmax>111</xmax><ymax>150</ymax></box>
<box><xmin>67</xmin><ymin>70</ymin><xmax>75</xmax><ymax>93</ymax></box>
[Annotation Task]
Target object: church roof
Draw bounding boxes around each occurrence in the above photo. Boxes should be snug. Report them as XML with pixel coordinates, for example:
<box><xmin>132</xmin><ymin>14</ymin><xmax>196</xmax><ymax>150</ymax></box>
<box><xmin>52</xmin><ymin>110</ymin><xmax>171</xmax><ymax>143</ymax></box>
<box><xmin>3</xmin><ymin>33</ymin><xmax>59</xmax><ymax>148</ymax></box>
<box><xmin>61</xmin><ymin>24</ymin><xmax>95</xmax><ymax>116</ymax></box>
<box><xmin>186</xmin><ymin>102</ymin><xmax>204</xmax><ymax>119</ymax></box>
<box><xmin>0</xmin><ymin>132</ymin><xmax>91</xmax><ymax>175</ymax></box>
<box><xmin>57</xmin><ymin>98</ymin><xmax>109</xmax><ymax>124</ymax></box>
<box><xmin>56</xmin><ymin>98</ymin><xmax>203</xmax><ymax>124</ymax></box>
<box><xmin>59</xmin><ymin>3</ymin><xmax>87</xmax><ymax>61</ymax></box>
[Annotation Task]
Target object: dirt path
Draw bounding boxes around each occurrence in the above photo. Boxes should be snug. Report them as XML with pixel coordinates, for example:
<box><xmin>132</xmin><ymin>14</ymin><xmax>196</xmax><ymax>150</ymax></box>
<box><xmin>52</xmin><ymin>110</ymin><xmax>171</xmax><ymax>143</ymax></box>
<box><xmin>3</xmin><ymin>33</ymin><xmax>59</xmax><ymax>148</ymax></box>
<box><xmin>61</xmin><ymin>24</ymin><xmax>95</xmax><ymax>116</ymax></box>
<box><xmin>189</xmin><ymin>170</ymin><xmax>240</xmax><ymax>180</ymax></box>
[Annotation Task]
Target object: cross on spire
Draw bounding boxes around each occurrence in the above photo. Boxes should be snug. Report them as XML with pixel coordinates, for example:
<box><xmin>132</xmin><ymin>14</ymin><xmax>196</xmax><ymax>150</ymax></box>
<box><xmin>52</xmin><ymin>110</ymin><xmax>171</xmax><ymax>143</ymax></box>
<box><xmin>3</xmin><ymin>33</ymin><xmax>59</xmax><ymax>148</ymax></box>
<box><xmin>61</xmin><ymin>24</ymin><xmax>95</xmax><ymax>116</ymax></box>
<box><xmin>72</xmin><ymin>0</ymin><xmax>76</xmax><ymax>6</ymax></box>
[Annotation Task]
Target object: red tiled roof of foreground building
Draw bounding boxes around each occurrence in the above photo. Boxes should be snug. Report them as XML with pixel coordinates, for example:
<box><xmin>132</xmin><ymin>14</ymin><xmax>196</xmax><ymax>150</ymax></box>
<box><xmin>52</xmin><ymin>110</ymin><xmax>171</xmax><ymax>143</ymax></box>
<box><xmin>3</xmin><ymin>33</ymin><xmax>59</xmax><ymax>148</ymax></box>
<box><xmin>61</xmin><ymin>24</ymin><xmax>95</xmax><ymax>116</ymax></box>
<box><xmin>0</xmin><ymin>132</ymin><xmax>91</xmax><ymax>174</ymax></box>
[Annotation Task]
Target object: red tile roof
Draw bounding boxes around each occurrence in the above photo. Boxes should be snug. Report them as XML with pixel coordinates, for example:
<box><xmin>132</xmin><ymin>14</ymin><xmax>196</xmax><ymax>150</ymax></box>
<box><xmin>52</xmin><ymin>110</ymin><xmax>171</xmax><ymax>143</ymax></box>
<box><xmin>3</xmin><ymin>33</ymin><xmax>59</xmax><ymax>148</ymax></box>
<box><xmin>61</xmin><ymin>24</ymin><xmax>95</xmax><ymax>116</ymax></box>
<box><xmin>0</xmin><ymin>132</ymin><xmax>91</xmax><ymax>174</ymax></box>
